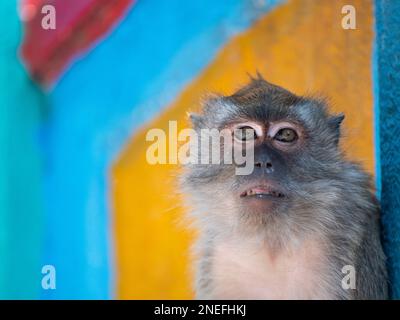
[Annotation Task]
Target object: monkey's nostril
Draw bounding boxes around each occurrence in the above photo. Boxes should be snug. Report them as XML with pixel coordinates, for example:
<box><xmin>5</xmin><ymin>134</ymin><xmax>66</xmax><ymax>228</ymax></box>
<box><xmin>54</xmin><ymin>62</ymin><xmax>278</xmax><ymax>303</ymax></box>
<box><xmin>254</xmin><ymin>162</ymin><xmax>273</xmax><ymax>169</ymax></box>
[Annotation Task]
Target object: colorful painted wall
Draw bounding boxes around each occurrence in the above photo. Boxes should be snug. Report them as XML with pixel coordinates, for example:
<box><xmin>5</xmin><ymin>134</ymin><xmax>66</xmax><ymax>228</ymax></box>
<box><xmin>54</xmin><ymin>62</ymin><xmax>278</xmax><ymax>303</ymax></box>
<box><xmin>0</xmin><ymin>0</ymin><xmax>399</xmax><ymax>299</ymax></box>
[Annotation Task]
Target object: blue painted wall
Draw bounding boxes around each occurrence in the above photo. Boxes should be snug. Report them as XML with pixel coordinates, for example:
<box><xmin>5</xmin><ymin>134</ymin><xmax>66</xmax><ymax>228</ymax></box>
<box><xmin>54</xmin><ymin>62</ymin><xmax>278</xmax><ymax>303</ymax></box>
<box><xmin>375</xmin><ymin>0</ymin><xmax>400</xmax><ymax>299</ymax></box>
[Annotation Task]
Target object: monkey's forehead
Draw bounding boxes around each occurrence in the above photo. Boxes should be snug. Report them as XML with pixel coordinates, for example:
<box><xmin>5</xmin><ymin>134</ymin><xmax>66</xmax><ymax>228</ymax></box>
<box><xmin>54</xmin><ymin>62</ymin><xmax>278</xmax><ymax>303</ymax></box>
<box><xmin>207</xmin><ymin>96</ymin><xmax>329</xmax><ymax>128</ymax></box>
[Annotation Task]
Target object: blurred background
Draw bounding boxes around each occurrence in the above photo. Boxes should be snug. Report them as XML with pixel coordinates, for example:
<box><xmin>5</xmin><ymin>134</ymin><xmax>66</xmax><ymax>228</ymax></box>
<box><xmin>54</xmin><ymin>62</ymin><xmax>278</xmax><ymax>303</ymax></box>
<box><xmin>0</xmin><ymin>0</ymin><xmax>399</xmax><ymax>299</ymax></box>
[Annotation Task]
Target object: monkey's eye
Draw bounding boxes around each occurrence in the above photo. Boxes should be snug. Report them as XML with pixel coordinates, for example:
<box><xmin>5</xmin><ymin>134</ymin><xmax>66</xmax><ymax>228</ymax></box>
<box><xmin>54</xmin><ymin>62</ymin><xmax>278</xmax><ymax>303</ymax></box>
<box><xmin>274</xmin><ymin>128</ymin><xmax>298</xmax><ymax>143</ymax></box>
<box><xmin>233</xmin><ymin>126</ymin><xmax>257</xmax><ymax>141</ymax></box>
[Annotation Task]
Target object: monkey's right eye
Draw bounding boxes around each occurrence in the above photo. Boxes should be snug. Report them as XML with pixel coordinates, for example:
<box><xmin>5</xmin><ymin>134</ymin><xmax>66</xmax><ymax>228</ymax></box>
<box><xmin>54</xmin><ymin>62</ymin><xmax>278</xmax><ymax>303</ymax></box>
<box><xmin>274</xmin><ymin>128</ymin><xmax>298</xmax><ymax>143</ymax></box>
<box><xmin>233</xmin><ymin>126</ymin><xmax>257</xmax><ymax>141</ymax></box>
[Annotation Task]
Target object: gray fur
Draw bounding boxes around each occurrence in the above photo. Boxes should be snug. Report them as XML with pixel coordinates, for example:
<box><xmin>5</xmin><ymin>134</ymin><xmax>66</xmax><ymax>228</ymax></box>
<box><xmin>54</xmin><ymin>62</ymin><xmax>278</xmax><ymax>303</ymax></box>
<box><xmin>181</xmin><ymin>76</ymin><xmax>388</xmax><ymax>300</ymax></box>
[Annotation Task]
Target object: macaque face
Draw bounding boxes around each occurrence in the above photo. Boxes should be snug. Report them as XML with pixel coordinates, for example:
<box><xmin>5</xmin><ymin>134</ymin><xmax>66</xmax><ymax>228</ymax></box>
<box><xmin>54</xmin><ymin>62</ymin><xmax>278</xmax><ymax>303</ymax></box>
<box><xmin>185</xmin><ymin>79</ymin><xmax>344</xmax><ymax>235</ymax></box>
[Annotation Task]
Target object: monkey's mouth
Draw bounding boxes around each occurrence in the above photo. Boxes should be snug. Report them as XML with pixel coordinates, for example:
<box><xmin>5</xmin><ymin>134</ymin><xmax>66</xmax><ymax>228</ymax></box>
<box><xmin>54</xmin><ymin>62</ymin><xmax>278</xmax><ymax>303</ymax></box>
<box><xmin>240</xmin><ymin>185</ymin><xmax>285</xmax><ymax>199</ymax></box>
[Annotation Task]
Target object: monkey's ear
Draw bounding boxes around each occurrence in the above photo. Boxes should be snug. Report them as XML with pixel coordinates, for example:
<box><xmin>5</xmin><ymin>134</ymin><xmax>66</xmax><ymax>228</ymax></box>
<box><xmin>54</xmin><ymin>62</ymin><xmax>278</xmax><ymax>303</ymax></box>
<box><xmin>187</xmin><ymin>112</ymin><xmax>204</xmax><ymax>129</ymax></box>
<box><xmin>329</xmin><ymin>113</ymin><xmax>345</xmax><ymax>130</ymax></box>
<box><xmin>328</xmin><ymin>113</ymin><xmax>345</xmax><ymax>145</ymax></box>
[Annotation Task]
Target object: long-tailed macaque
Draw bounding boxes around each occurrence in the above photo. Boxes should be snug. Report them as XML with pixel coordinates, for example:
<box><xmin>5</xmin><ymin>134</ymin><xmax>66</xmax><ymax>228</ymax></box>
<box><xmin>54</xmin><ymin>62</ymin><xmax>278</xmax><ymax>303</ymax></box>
<box><xmin>181</xmin><ymin>75</ymin><xmax>387</xmax><ymax>299</ymax></box>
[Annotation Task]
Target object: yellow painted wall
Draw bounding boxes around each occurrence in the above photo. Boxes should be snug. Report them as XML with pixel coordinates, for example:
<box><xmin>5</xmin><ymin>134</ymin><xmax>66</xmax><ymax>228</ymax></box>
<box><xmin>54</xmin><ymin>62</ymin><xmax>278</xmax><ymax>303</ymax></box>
<box><xmin>112</xmin><ymin>0</ymin><xmax>374</xmax><ymax>299</ymax></box>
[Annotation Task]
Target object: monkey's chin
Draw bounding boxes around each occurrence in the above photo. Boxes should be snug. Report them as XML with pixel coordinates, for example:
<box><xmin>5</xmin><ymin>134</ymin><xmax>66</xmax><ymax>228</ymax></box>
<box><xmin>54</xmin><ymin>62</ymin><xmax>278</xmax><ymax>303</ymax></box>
<box><xmin>241</xmin><ymin>195</ymin><xmax>285</xmax><ymax>213</ymax></box>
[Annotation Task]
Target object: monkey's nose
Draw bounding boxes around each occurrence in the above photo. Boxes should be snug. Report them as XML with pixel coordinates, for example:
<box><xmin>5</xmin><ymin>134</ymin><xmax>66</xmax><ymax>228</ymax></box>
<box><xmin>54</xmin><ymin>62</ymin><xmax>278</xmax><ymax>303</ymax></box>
<box><xmin>254</xmin><ymin>161</ymin><xmax>273</xmax><ymax>172</ymax></box>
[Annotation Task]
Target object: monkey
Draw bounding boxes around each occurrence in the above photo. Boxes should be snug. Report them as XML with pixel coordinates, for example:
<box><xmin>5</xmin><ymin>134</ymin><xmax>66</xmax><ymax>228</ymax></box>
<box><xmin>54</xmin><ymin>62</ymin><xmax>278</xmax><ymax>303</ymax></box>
<box><xmin>180</xmin><ymin>75</ymin><xmax>388</xmax><ymax>300</ymax></box>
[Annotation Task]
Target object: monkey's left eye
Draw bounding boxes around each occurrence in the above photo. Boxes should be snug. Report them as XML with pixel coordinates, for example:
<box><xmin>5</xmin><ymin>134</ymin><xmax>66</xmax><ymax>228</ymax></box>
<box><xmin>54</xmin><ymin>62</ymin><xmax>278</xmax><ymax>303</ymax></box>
<box><xmin>274</xmin><ymin>128</ymin><xmax>298</xmax><ymax>143</ymax></box>
<box><xmin>233</xmin><ymin>126</ymin><xmax>257</xmax><ymax>141</ymax></box>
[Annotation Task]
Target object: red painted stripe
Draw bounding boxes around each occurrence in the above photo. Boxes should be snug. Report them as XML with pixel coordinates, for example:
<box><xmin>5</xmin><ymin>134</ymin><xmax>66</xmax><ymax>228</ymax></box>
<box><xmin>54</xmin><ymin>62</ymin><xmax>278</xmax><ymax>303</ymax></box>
<box><xmin>20</xmin><ymin>0</ymin><xmax>135</xmax><ymax>87</ymax></box>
